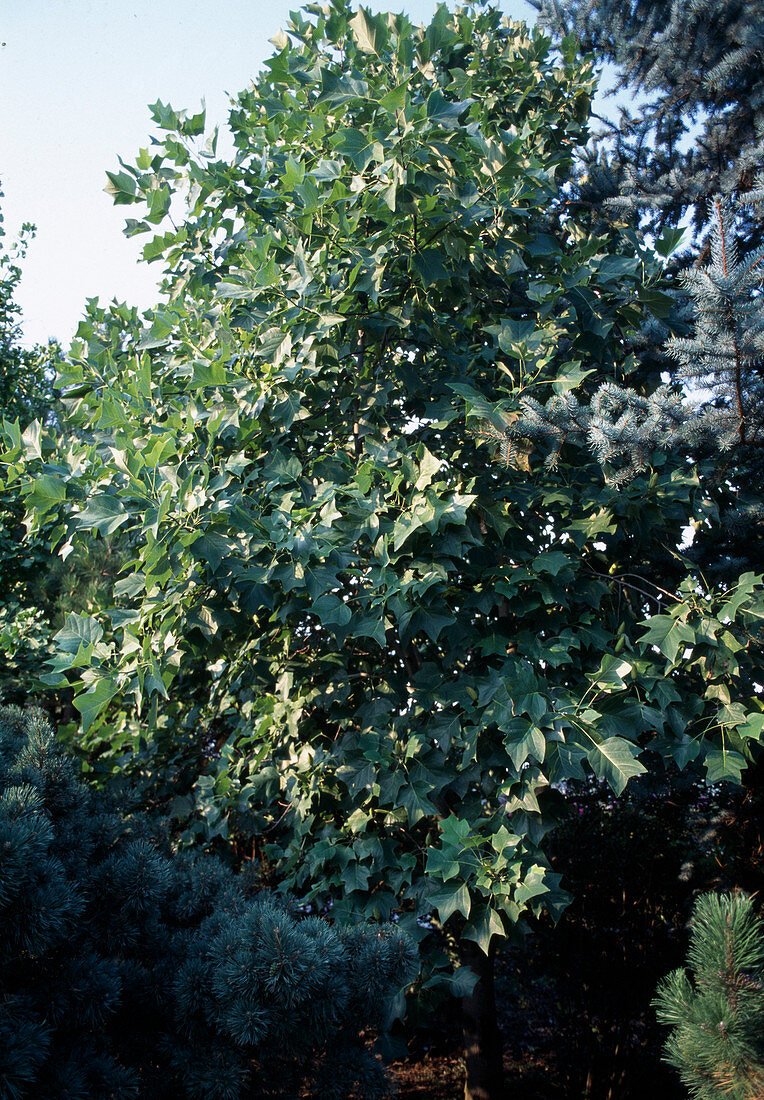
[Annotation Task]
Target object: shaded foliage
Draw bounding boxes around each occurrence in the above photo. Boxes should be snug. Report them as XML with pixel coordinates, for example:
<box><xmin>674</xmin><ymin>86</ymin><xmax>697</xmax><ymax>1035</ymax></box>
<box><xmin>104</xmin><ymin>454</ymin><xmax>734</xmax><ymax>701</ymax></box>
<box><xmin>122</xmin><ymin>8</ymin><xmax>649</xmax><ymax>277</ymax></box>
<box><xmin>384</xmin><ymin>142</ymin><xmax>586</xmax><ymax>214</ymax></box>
<box><xmin>0</xmin><ymin>704</ymin><xmax>417</xmax><ymax>1100</ymax></box>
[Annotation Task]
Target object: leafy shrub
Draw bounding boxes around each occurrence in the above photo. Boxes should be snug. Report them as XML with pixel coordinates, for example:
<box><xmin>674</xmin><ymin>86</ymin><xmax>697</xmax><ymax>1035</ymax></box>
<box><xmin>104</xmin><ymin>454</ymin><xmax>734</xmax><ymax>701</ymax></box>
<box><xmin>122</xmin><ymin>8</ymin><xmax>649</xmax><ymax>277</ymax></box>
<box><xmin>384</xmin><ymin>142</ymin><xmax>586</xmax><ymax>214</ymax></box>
<box><xmin>0</xmin><ymin>705</ymin><xmax>417</xmax><ymax>1099</ymax></box>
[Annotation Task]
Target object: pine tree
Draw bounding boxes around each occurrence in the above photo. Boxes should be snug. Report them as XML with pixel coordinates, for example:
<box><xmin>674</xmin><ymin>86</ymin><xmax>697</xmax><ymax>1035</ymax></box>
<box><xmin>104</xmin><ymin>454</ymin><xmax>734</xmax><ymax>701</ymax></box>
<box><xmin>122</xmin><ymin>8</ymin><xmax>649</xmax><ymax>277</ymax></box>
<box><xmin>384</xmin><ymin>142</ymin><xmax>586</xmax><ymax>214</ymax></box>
<box><xmin>0</xmin><ymin>704</ymin><xmax>417</xmax><ymax>1099</ymax></box>
<box><xmin>654</xmin><ymin>891</ymin><xmax>764</xmax><ymax>1099</ymax></box>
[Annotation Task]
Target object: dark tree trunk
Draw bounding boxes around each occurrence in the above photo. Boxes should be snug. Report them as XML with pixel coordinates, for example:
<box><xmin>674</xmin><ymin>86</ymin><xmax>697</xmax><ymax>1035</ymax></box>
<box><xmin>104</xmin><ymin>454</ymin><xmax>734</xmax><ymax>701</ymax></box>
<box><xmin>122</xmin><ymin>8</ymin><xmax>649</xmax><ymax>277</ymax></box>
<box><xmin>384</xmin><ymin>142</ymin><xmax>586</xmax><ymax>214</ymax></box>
<box><xmin>460</xmin><ymin>939</ymin><xmax>505</xmax><ymax>1100</ymax></box>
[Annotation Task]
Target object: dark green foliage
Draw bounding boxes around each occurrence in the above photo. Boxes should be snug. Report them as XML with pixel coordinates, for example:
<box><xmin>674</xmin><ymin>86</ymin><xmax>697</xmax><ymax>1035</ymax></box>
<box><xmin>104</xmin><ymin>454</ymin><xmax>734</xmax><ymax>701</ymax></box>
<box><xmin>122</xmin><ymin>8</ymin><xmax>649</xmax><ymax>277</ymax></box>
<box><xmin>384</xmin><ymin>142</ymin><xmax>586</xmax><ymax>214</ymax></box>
<box><xmin>0</xmin><ymin>199</ymin><xmax>126</xmax><ymax>707</ymax></box>
<box><xmin>0</xmin><ymin>208</ymin><xmax>59</xmax><ymax>704</ymax></box>
<box><xmin>504</xmin><ymin>774</ymin><xmax>724</xmax><ymax>1098</ymax></box>
<box><xmin>4</xmin><ymin>0</ymin><xmax>763</xmax><ymax>979</ymax></box>
<box><xmin>0</xmin><ymin>704</ymin><xmax>417</xmax><ymax>1100</ymax></box>
<box><xmin>654</xmin><ymin>891</ymin><xmax>764</xmax><ymax>1099</ymax></box>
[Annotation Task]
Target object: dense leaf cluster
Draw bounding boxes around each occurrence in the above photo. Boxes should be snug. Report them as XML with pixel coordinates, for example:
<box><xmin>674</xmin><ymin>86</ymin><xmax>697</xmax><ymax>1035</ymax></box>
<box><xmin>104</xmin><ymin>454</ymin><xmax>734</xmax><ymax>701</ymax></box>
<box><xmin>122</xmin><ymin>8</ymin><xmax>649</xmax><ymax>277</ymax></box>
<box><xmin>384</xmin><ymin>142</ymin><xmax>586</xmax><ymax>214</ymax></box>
<box><xmin>0</xmin><ymin>207</ymin><xmax>59</xmax><ymax>701</ymax></box>
<box><xmin>2</xmin><ymin>3</ymin><xmax>762</xmax><ymax>996</ymax></box>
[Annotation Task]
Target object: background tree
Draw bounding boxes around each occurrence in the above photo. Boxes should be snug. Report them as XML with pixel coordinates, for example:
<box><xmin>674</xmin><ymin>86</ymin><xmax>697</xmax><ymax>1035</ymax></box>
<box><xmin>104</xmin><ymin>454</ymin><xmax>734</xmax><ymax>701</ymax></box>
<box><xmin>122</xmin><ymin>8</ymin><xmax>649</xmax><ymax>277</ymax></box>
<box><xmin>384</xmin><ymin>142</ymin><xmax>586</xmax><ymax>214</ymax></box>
<box><xmin>4</xmin><ymin>5</ymin><xmax>764</xmax><ymax>1098</ymax></box>
<box><xmin>654</xmin><ymin>891</ymin><xmax>764</xmax><ymax>1099</ymax></box>
<box><xmin>529</xmin><ymin>0</ymin><xmax>764</xmax><ymax>240</ymax></box>
<box><xmin>527</xmin><ymin>0</ymin><xmax>764</xmax><ymax>578</ymax></box>
<box><xmin>0</xmin><ymin>704</ymin><xmax>417</xmax><ymax>1100</ymax></box>
<box><xmin>0</xmin><ymin>204</ymin><xmax>55</xmax><ymax>425</ymax></box>
<box><xmin>0</xmin><ymin>201</ymin><xmax>121</xmax><ymax>707</ymax></box>
<box><xmin>0</xmin><ymin>202</ymin><xmax>59</xmax><ymax>701</ymax></box>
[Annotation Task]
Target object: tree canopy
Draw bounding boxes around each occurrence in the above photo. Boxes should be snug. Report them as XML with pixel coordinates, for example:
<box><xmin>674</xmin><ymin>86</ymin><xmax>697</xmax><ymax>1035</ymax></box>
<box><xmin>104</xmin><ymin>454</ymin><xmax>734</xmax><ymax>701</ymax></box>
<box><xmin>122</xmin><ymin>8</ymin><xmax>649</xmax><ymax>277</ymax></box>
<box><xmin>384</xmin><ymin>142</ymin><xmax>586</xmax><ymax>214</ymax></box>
<box><xmin>6</xmin><ymin>0</ymin><xmax>763</xmax><ymax>962</ymax></box>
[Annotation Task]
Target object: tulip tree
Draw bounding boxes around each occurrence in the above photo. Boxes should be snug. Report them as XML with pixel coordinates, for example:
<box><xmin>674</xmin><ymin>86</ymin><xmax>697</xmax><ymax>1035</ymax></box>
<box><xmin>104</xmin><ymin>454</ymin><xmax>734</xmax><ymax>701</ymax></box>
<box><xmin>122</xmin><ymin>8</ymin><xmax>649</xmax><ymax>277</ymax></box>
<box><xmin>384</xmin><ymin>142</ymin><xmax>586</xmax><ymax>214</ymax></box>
<box><xmin>4</xmin><ymin>4</ymin><xmax>763</xmax><ymax>1097</ymax></box>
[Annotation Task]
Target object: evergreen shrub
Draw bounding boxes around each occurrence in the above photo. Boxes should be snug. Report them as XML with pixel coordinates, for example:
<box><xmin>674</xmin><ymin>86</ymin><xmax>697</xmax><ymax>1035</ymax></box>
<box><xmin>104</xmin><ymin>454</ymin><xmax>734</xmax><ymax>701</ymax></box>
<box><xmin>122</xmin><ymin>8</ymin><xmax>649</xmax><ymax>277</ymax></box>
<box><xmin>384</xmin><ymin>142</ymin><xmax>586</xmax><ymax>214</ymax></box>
<box><xmin>654</xmin><ymin>891</ymin><xmax>764</xmax><ymax>1099</ymax></box>
<box><xmin>0</xmin><ymin>705</ymin><xmax>417</xmax><ymax>1100</ymax></box>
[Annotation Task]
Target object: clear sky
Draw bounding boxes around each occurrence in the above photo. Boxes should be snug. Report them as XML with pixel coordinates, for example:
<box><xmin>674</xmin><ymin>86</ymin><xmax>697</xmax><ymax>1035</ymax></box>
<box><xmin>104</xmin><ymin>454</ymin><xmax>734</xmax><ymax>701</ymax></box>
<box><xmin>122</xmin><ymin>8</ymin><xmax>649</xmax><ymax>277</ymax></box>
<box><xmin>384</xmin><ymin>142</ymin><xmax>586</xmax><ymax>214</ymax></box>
<box><xmin>2</xmin><ymin>0</ymin><xmax>537</xmax><ymax>349</ymax></box>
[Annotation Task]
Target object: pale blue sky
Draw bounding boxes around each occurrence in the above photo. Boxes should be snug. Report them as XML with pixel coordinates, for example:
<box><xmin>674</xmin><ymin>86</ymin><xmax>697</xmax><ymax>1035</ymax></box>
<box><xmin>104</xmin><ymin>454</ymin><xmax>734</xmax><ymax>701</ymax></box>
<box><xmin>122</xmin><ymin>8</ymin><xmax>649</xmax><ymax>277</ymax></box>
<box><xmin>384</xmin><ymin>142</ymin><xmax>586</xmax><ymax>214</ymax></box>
<box><xmin>2</xmin><ymin>0</ymin><xmax>537</xmax><ymax>348</ymax></box>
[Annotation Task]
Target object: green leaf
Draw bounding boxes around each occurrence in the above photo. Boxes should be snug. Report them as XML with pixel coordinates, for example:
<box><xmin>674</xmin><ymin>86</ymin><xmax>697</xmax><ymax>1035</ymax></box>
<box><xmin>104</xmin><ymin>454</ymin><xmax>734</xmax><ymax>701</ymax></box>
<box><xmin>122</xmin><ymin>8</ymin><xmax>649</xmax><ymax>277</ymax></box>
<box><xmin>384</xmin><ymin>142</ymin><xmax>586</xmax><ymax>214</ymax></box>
<box><xmin>719</xmin><ymin>573</ymin><xmax>763</xmax><ymax>623</ymax></box>
<box><xmin>311</xmin><ymin>593</ymin><xmax>352</xmax><ymax>627</ymax></box>
<box><xmin>590</xmin><ymin>654</ymin><xmax>633</xmax><ymax>690</ymax></box>
<box><xmin>429</xmin><ymin>882</ymin><xmax>471</xmax><ymax>922</ymax></box>
<box><xmin>595</xmin><ymin>255</ymin><xmax>640</xmax><ymax>282</ymax></box>
<box><xmin>74</xmin><ymin>676</ymin><xmax>120</xmax><ymax>733</ymax></box>
<box><xmin>514</xmin><ymin>865</ymin><xmax>552</xmax><ymax>908</ymax></box>
<box><xmin>148</xmin><ymin>99</ymin><xmax>181</xmax><ymax>130</ymax></box>
<box><xmin>531</xmin><ymin>551</ymin><xmax>570</xmax><ymax>576</ymax></box>
<box><xmin>504</xmin><ymin>724</ymin><xmax>546</xmax><ymax>769</ymax></box>
<box><xmin>25</xmin><ymin>473</ymin><xmax>66</xmax><ymax>512</ymax></box>
<box><xmin>462</xmin><ymin>905</ymin><xmax>505</xmax><ymax>954</ymax></box>
<box><xmin>190</xmin><ymin>360</ymin><xmax>230</xmax><ymax>388</ymax></box>
<box><xmin>21</xmin><ymin>420</ymin><xmax>42</xmax><ymax>459</ymax></box>
<box><xmin>586</xmin><ymin>736</ymin><xmax>646</xmax><ymax>796</ymax></box>
<box><xmin>445</xmin><ymin>966</ymin><xmax>479</xmax><ymax>997</ymax></box>
<box><xmin>104</xmin><ymin>170</ymin><xmax>137</xmax><ymax>204</ymax></box>
<box><xmin>415</xmin><ymin>447</ymin><xmax>441</xmax><ymax>491</ymax></box>
<box><xmin>411</xmin><ymin>250</ymin><xmax>451</xmax><ymax>287</ymax></box>
<box><xmin>330</xmin><ymin>128</ymin><xmax>374</xmax><ymax>170</ymax></box>
<box><xmin>426</xmin><ymin>89</ymin><xmax>472</xmax><ymax>128</ymax></box>
<box><xmin>655</xmin><ymin>227</ymin><xmax>686</xmax><ymax>257</ymax></box>
<box><xmin>54</xmin><ymin>613</ymin><xmax>104</xmax><ymax>655</ymax></box>
<box><xmin>637</xmin><ymin>286</ymin><xmax>673</xmax><ymax>318</ymax></box>
<box><xmin>379</xmin><ymin>80</ymin><xmax>409</xmax><ymax>112</ymax></box>
<box><xmin>703</xmin><ymin>748</ymin><xmax>747</xmax><ymax>784</ymax></box>
<box><xmin>448</xmin><ymin>382</ymin><xmax>510</xmax><ymax>432</ymax></box>
<box><xmin>399</xmin><ymin>782</ymin><xmax>437</xmax><ymax>825</ymax></box>
<box><xmin>639</xmin><ymin>614</ymin><xmax>695</xmax><ymax>664</ymax></box>
<box><xmin>551</xmin><ymin>364</ymin><xmax>596</xmax><ymax>395</ymax></box>
<box><xmin>191</xmin><ymin>532</ymin><xmax>235</xmax><ymax>572</ymax></box>
<box><xmin>427</xmin><ymin>848</ymin><xmax>461</xmax><ymax>882</ymax></box>
<box><xmin>76</xmin><ymin>494</ymin><xmax>129</xmax><ymax>537</ymax></box>
<box><xmin>738</xmin><ymin>713</ymin><xmax>764</xmax><ymax>742</ymax></box>
<box><xmin>349</xmin><ymin>7</ymin><xmax>381</xmax><ymax>54</ymax></box>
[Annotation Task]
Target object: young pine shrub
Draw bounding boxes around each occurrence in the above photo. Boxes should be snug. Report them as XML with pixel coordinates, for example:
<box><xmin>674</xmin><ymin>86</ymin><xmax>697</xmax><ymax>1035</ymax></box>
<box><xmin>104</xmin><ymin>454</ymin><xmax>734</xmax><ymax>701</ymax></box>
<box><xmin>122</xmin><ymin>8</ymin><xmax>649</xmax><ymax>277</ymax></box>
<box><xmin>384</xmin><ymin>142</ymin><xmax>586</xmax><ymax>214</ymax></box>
<box><xmin>0</xmin><ymin>706</ymin><xmax>417</xmax><ymax>1100</ymax></box>
<box><xmin>654</xmin><ymin>891</ymin><xmax>764</xmax><ymax>1099</ymax></box>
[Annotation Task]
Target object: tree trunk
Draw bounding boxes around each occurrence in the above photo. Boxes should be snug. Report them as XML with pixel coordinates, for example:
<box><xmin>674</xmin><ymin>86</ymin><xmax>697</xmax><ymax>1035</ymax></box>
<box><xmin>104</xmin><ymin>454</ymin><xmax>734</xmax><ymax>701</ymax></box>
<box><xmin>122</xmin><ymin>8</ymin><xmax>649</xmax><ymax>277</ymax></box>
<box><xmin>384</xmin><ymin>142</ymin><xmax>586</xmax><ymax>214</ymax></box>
<box><xmin>460</xmin><ymin>939</ymin><xmax>504</xmax><ymax>1100</ymax></box>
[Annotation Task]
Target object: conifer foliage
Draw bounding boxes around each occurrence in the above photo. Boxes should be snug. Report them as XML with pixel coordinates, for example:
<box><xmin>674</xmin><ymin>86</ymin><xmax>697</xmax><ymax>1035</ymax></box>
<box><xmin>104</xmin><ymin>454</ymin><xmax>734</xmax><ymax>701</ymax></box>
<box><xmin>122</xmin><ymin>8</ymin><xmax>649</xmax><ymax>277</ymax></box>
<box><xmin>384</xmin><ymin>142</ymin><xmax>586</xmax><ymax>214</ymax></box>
<box><xmin>665</xmin><ymin>192</ymin><xmax>764</xmax><ymax>451</ymax></box>
<box><xmin>0</xmin><ymin>705</ymin><xmax>417</xmax><ymax>1100</ymax></box>
<box><xmin>654</xmin><ymin>891</ymin><xmax>764</xmax><ymax>1100</ymax></box>
<box><xmin>514</xmin><ymin>0</ymin><xmax>764</xmax><ymax>572</ymax></box>
<box><xmin>530</xmin><ymin>0</ymin><xmax>764</xmax><ymax>238</ymax></box>
<box><xmin>508</xmin><ymin>187</ymin><xmax>764</xmax><ymax>484</ymax></box>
